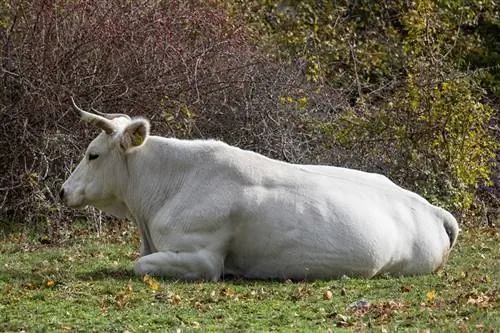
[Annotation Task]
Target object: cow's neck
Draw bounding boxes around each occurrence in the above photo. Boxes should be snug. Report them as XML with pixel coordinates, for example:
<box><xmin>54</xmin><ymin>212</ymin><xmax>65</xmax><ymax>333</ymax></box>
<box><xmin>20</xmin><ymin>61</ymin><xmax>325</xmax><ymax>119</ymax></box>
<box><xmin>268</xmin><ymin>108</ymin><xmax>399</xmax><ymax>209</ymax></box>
<box><xmin>121</xmin><ymin>137</ymin><xmax>200</xmax><ymax>223</ymax></box>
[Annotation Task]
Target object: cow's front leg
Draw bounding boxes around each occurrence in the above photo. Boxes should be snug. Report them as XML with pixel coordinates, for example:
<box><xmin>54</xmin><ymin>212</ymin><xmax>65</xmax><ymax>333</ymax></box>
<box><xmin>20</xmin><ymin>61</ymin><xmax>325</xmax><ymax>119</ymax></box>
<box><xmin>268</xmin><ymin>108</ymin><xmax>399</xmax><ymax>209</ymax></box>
<box><xmin>134</xmin><ymin>249</ymin><xmax>223</xmax><ymax>281</ymax></box>
<box><xmin>138</xmin><ymin>232</ymin><xmax>154</xmax><ymax>256</ymax></box>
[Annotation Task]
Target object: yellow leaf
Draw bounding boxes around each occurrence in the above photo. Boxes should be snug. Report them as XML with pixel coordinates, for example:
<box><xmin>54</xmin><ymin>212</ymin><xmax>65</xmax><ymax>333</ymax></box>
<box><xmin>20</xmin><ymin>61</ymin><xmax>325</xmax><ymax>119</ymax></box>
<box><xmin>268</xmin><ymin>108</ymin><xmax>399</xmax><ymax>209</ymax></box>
<box><xmin>149</xmin><ymin>280</ymin><xmax>160</xmax><ymax>291</ymax></box>
<box><xmin>298</xmin><ymin>96</ymin><xmax>308</xmax><ymax>107</ymax></box>
<box><xmin>143</xmin><ymin>274</ymin><xmax>160</xmax><ymax>291</ymax></box>
<box><xmin>45</xmin><ymin>279</ymin><xmax>56</xmax><ymax>288</ymax></box>
<box><xmin>426</xmin><ymin>290</ymin><xmax>436</xmax><ymax>301</ymax></box>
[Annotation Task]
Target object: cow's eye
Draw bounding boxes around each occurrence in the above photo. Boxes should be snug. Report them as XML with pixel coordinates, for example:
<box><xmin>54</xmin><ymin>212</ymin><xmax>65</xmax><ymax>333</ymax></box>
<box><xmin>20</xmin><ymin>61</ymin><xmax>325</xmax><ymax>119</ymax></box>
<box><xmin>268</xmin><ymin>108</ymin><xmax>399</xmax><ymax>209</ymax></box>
<box><xmin>88</xmin><ymin>153</ymin><xmax>99</xmax><ymax>161</ymax></box>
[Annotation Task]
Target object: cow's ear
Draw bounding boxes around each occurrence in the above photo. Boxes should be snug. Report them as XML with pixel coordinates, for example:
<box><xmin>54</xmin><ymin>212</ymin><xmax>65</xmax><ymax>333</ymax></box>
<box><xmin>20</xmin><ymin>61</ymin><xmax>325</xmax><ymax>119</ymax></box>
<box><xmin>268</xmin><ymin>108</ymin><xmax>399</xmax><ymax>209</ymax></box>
<box><xmin>120</xmin><ymin>118</ymin><xmax>150</xmax><ymax>152</ymax></box>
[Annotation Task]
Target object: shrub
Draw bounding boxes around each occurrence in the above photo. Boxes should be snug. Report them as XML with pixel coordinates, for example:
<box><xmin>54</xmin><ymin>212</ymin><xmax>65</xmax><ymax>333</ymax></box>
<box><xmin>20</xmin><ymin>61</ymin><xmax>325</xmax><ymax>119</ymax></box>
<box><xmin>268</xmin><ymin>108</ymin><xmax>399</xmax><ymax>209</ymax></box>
<box><xmin>0</xmin><ymin>0</ymin><xmax>254</xmax><ymax>229</ymax></box>
<box><xmin>0</xmin><ymin>0</ymin><xmax>335</xmax><ymax>232</ymax></box>
<box><xmin>1</xmin><ymin>0</ymin><xmax>496</xmax><ymax>231</ymax></box>
<box><xmin>332</xmin><ymin>76</ymin><xmax>497</xmax><ymax>221</ymax></box>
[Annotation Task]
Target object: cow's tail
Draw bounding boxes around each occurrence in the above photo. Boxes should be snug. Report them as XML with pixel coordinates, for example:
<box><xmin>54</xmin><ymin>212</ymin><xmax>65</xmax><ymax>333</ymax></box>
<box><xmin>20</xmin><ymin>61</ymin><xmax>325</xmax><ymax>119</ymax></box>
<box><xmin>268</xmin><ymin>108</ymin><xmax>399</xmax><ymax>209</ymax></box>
<box><xmin>441</xmin><ymin>209</ymin><xmax>460</xmax><ymax>248</ymax></box>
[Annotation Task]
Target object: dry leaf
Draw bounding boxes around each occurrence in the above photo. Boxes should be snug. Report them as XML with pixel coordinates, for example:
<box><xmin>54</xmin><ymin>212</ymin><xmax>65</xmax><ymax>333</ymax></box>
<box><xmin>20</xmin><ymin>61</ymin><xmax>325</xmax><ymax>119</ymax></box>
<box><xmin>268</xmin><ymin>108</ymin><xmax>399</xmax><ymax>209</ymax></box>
<box><xmin>323</xmin><ymin>290</ymin><xmax>333</xmax><ymax>300</ymax></box>
<box><xmin>45</xmin><ymin>279</ymin><xmax>56</xmax><ymax>288</ymax></box>
<box><xmin>171</xmin><ymin>294</ymin><xmax>181</xmax><ymax>305</ymax></box>
<box><xmin>220</xmin><ymin>287</ymin><xmax>236</xmax><ymax>296</ymax></box>
<box><xmin>125</xmin><ymin>283</ymin><xmax>133</xmax><ymax>295</ymax></box>
<box><xmin>401</xmin><ymin>285</ymin><xmax>411</xmax><ymax>293</ymax></box>
<box><xmin>143</xmin><ymin>274</ymin><xmax>160</xmax><ymax>291</ymax></box>
<box><xmin>467</xmin><ymin>292</ymin><xmax>494</xmax><ymax>308</ymax></box>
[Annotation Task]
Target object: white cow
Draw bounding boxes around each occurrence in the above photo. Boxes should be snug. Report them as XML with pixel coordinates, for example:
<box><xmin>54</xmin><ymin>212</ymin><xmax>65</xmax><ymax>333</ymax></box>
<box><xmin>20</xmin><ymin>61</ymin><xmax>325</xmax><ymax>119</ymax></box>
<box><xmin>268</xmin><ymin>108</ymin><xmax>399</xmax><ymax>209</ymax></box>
<box><xmin>60</xmin><ymin>101</ymin><xmax>459</xmax><ymax>281</ymax></box>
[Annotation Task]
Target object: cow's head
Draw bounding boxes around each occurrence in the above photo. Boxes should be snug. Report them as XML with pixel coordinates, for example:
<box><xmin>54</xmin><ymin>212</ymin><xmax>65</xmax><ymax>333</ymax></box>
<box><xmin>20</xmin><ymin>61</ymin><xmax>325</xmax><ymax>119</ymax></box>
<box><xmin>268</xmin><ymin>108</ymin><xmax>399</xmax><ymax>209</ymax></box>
<box><xmin>60</xmin><ymin>98</ymin><xmax>149</xmax><ymax>216</ymax></box>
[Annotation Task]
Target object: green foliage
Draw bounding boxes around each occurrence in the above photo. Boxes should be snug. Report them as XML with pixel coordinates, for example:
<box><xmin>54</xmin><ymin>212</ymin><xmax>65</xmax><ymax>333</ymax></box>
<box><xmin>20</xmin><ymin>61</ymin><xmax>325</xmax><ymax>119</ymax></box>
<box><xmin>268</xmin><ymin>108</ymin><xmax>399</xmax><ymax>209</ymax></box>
<box><xmin>333</xmin><ymin>76</ymin><xmax>497</xmax><ymax>217</ymax></box>
<box><xmin>233</xmin><ymin>0</ymin><xmax>406</xmax><ymax>86</ymax></box>
<box><xmin>0</xmin><ymin>1</ymin><xmax>13</xmax><ymax>29</ymax></box>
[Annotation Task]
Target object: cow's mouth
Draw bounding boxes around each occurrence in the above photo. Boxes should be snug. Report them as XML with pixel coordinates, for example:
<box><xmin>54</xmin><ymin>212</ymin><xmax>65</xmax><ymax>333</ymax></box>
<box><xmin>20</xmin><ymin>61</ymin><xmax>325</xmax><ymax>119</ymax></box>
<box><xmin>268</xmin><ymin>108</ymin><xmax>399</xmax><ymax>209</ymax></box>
<box><xmin>62</xmin><ymin>195</ymin><xmax>87</xmax><ymax>209</ymax></box>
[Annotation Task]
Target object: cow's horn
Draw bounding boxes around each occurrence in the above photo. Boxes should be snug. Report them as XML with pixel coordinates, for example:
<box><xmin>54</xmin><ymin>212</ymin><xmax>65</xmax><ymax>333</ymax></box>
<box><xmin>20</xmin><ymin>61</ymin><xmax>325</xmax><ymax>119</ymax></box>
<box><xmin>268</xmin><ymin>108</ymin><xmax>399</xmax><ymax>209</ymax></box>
<box><xmin>71</xmin><ymin>97</ymin><xmax>115</xmax><ymax>135</ymax></box>
<box><xmin>91</xmin><ymin>108</ymin><xmax>131</xmax><ymax>120</ymax></box>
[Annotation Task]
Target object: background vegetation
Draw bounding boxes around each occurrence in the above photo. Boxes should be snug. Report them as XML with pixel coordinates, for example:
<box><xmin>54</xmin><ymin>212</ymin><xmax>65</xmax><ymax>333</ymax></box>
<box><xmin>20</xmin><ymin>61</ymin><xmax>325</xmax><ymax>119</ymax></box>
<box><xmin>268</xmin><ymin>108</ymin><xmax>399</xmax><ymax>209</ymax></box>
<box><xmin>0</xmin><ymin>0</ymin><xmax>498</xmax><ymax>231</ymax></box>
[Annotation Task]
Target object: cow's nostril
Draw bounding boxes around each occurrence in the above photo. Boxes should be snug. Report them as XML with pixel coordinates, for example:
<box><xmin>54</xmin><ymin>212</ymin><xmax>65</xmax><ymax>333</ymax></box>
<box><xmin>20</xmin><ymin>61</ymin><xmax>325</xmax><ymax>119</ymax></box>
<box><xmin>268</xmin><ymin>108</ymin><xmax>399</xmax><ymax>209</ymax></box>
<box><xmin>59</xmin><ymin>188</ymin><xmax>65</xmax><ymax>200</ymax></box>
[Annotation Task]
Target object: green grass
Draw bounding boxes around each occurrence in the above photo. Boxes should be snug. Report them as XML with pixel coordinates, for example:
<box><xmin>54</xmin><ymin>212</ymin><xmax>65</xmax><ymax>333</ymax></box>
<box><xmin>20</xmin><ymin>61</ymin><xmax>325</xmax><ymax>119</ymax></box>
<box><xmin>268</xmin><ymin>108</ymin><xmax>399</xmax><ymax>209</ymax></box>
<box><xmin>1</xmin><ymin>225</ymin><xmax>498</xmax><ymax>332</ymax></box>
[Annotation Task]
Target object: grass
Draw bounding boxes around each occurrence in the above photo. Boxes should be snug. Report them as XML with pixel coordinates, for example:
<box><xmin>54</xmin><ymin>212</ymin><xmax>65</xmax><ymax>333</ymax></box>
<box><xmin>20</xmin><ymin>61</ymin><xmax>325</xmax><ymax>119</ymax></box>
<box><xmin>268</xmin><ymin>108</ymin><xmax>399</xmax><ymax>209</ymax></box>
<box><xmin>1</xmin><ymin>223</ymin><xmax>498</xmax><ymax>332</ymax></box>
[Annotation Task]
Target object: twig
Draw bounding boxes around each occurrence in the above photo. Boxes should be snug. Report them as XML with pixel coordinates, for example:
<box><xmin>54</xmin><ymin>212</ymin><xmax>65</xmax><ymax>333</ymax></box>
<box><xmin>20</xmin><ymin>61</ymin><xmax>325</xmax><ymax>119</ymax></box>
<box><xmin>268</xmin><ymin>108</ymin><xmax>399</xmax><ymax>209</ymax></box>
<box><xmin>348</xmin><ymin>40</ymin><xmax>363</xmax><ymax>98</ymax></box>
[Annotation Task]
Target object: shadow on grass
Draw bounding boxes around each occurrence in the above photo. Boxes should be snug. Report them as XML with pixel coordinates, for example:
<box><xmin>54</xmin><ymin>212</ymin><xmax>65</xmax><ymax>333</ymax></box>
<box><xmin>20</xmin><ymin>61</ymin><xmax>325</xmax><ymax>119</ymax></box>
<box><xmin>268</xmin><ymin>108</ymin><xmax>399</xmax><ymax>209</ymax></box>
<box><xmin>77</xmin><ymin>270</ymin><xmax>256</xmax><ymax>283</ymax></box>
<box><xmin>76</xmin><ymin>271</ymin><xmax>410</xmax><ymax>284</ymax></box>
<box><xmin>77</xmin><ymin>268</ymin><xmax>136</xmax><ymax>281</ymax></box>
<box><xmin>77</xmin><ymin>271</ymin><xmax>302</xmax><ymax>284</ymax></box>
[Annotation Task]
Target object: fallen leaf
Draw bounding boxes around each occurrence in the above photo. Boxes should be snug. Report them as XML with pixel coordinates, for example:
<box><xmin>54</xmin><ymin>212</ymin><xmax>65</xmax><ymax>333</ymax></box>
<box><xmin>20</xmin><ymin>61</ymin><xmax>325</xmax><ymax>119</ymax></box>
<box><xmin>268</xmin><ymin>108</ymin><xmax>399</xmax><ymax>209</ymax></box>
<box><xmin>467</xmin><ymin>292</ymin><xmax>495</xmax><ymax>308</ymax></box>
<box><xmin>45</xmin><ymin>279</ymin><xmax>56</xmax><ymax>288</ymax></box>
<box><xmin>171</xmin><ymin>294</ymin><xmax>181</xmax><ymax>305</ymax></box>
<box><xmin>220</xmin><ymin>287</ymin><xmax>236</xmax><ymax>297</ymax></box>
<box><xmin>426</xmin><ymin>290</ymin><xmax>436</xmax><ymax>302</ymax></box>
<box><xmin>23</xmin><ymin>282</ymin><xmax>38</xmax><ymax>290</ymax></box>
<box><xmin>143</xmin><ymin>274</ymin><xmax>160</xmax><ymax>291</ymax></box>
<box><xmin>323</xmin><ymin>290</ymin><xmax>333</xmax><ymax>300</ymax></box>
<box><xmin>350</xmin><ymin>300</ymin><xmax>405</xmax><ymax>321</ymax></box>
<box><xmin>401</xmin><ymin>285</ymin><xmax>411</xmax><ymax>293</ymax></box>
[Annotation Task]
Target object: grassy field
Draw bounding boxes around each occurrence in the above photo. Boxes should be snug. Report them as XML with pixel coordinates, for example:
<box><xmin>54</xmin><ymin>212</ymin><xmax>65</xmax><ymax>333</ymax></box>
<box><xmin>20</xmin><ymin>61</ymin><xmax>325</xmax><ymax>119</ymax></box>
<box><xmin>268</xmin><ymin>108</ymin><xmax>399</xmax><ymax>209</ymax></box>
<box><xmin>1</xmin><ymin>223</ymin><xmax>498</xmax><ymax>332</ymax></box>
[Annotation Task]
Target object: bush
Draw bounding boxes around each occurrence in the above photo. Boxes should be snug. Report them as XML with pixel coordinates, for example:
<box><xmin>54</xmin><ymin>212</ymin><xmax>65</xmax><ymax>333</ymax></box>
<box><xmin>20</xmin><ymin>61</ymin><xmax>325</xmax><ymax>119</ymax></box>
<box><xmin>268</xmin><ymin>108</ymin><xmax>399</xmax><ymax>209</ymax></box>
<box><xmin>331</xmin><ymin>76</ymin><xmax>496</xmax><ymax>221</ymax></box>
<box><xmin>0</xmin><ymin>0</ymin><xmax>340</xmax><ymax>232</ymax></box>
<box><xmin>1</xmin><ymin>0</ymin><xmax>497</xmax><ymax>232</ymax></box>
<box><xmin>0</xmin><ymin>0</ymin><xmax>253</xmax><ymax>229</ymax></box>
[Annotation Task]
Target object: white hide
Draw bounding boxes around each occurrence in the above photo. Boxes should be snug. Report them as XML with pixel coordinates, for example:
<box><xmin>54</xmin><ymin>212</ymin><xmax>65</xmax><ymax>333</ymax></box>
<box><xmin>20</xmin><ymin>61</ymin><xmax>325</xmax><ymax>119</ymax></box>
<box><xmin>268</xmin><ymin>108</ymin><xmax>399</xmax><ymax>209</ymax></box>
<box><xmin>61</xmin><ymin>111</ymin><xmax>459</xmax><ymax>281</ymax></box>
